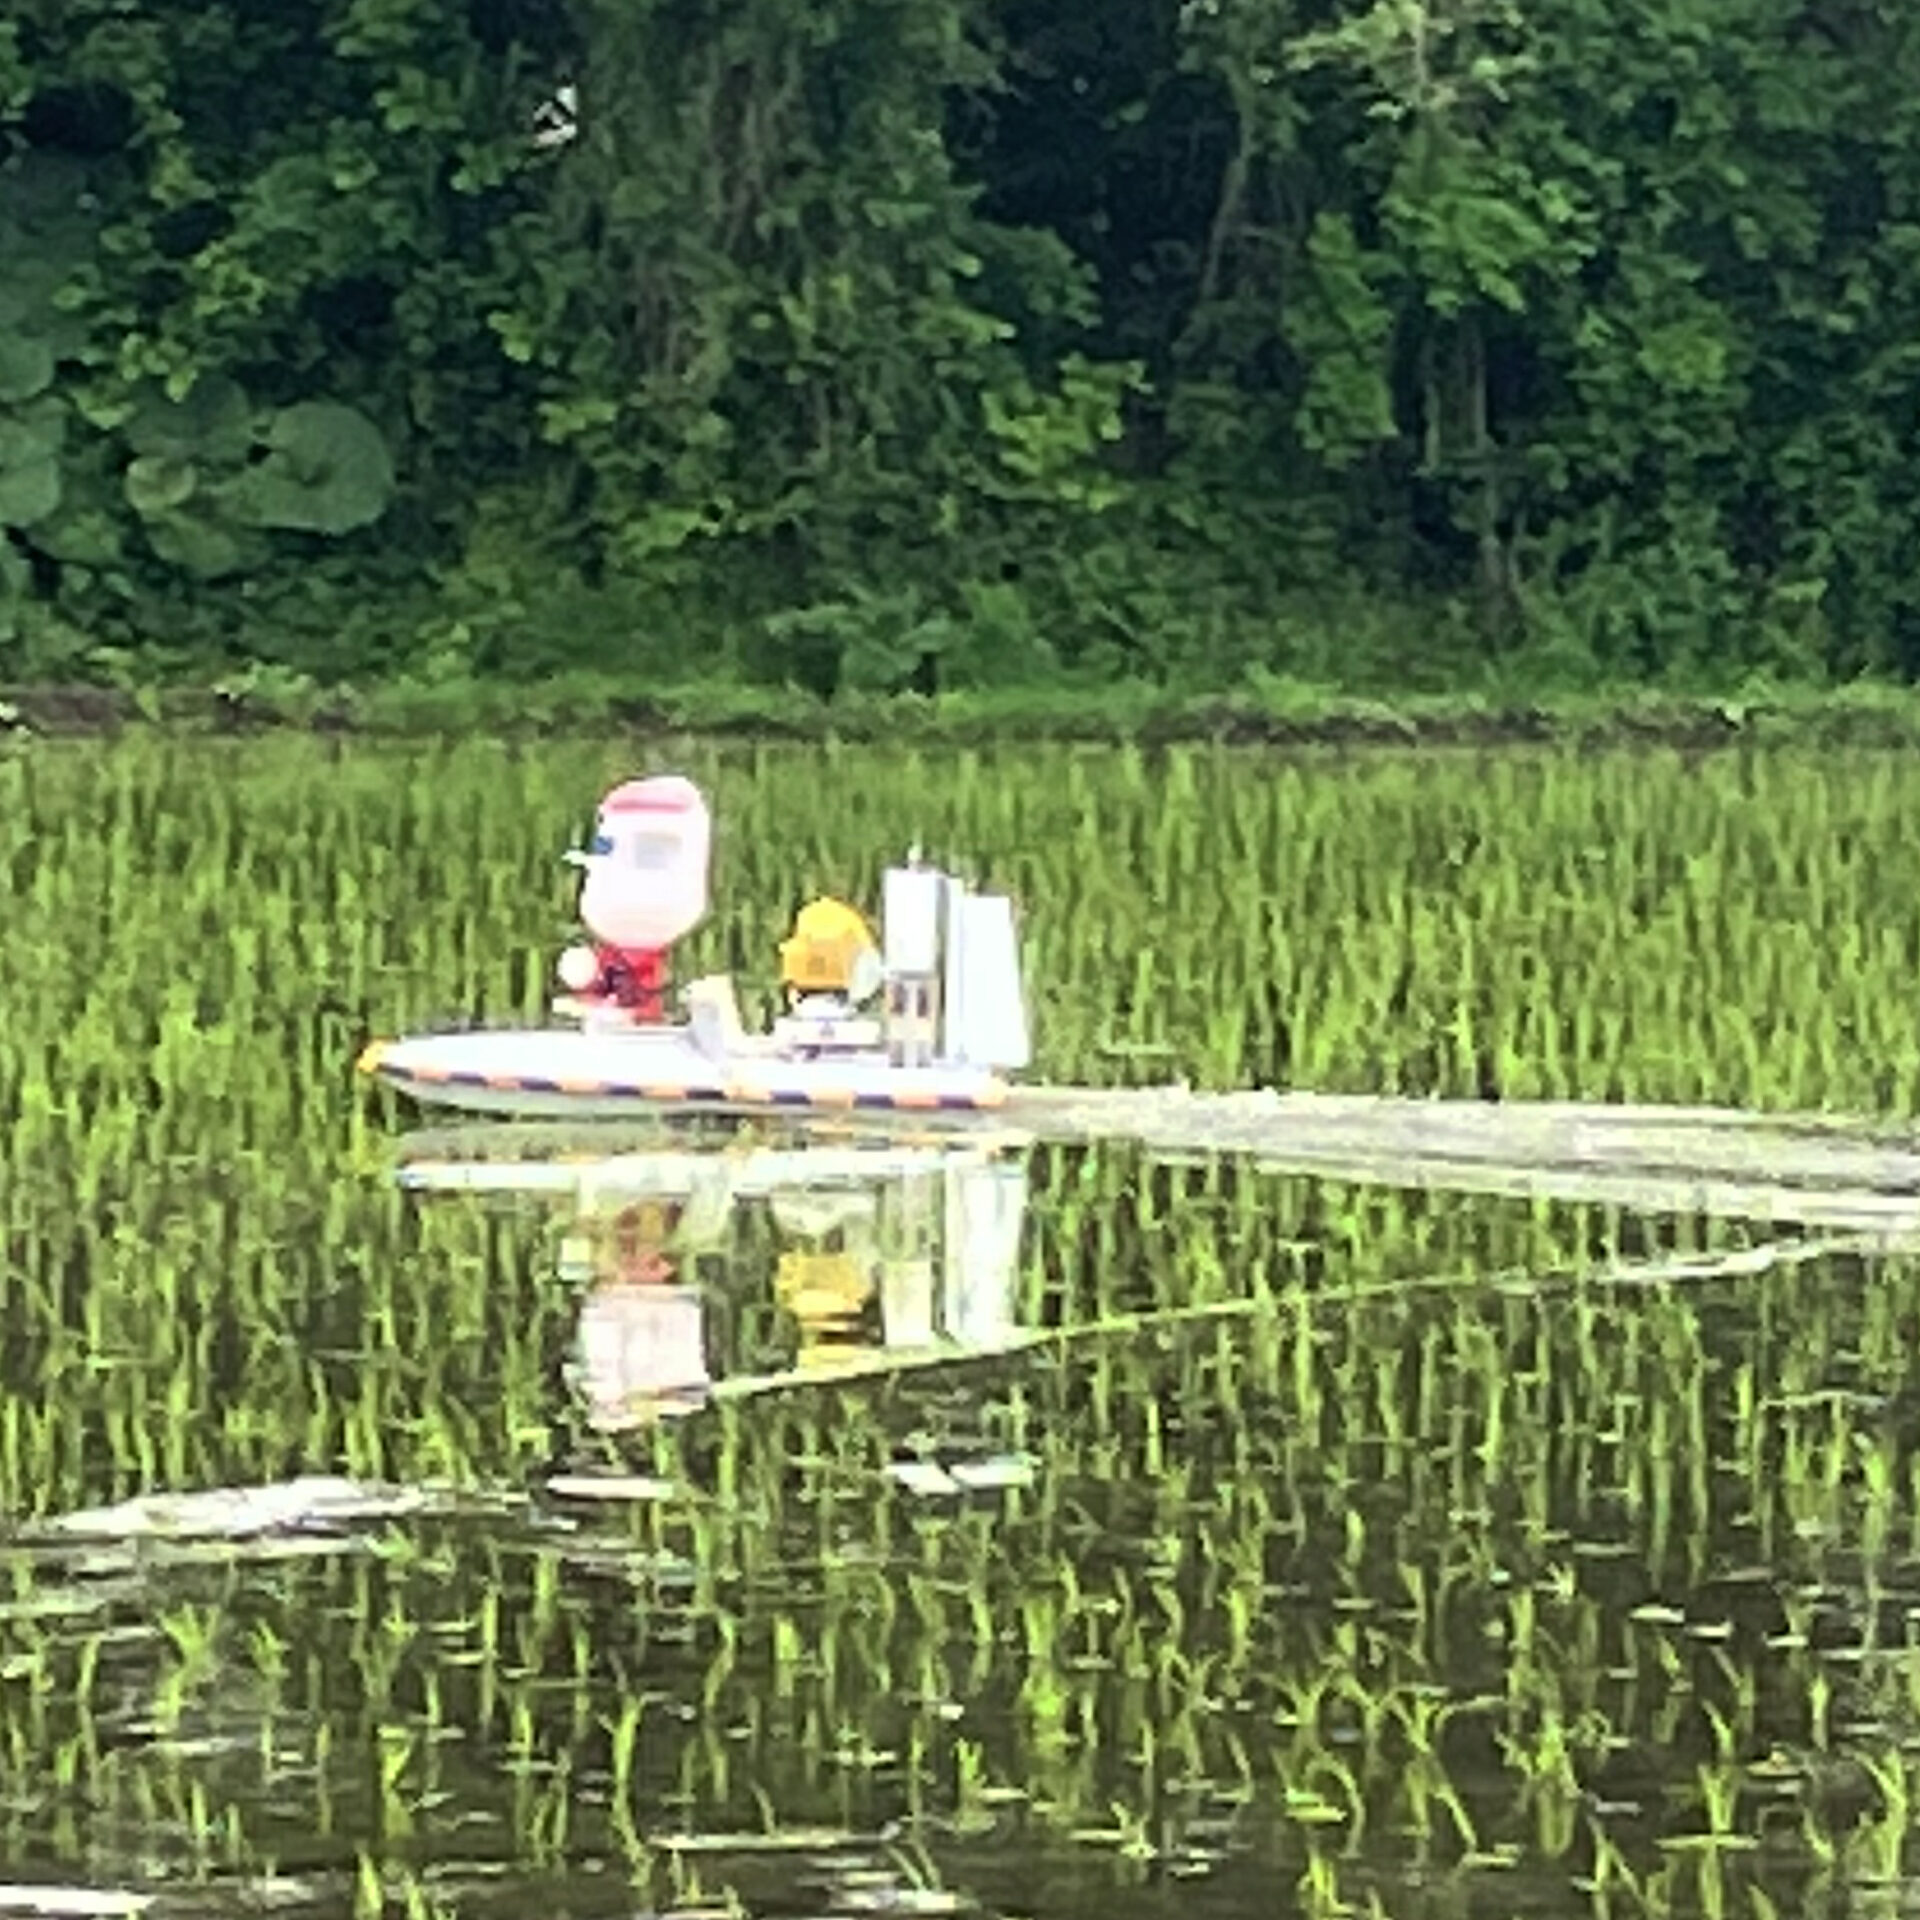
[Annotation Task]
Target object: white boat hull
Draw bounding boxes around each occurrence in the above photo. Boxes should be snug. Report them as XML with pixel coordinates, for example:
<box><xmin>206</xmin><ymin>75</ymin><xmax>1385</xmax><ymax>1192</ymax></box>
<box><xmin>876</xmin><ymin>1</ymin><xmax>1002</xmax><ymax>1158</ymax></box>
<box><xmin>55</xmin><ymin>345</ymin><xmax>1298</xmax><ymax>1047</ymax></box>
<box><xmin>356</xmin><ymin>1025</ymin><xmax>1009</xmax><ymax>1119</ymax></box>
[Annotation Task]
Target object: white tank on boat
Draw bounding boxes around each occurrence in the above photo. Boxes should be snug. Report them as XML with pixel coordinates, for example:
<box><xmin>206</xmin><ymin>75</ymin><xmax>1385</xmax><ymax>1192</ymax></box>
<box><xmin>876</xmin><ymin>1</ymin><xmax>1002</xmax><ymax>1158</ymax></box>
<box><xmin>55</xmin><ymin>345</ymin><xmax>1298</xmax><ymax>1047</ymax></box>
<box><xmin>941</xmin><ymin>883</ymin><xmax>1030</xmax><ymax>1072</ymax></box>
<box><xmin>883</xmin><ymin>862</ymin><xmax>943</xmax><ymax>975</ymax></box>
<box><xmin>878</xmin><ymin>857</ymin><xmax>1030</xmax><ymax>1073</ymax></box>
<box><xmin>567</xmin><ymin>774</ymin><xmax>712</xmax><ymax>950</ymax></box>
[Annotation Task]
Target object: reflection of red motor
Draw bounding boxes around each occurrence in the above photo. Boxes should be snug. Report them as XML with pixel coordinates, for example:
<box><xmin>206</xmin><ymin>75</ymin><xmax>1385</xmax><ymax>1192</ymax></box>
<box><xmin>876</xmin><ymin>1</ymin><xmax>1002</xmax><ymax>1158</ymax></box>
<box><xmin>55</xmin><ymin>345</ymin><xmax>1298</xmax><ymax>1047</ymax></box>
<box><xmin>594</xmin><ymin>944</ymin><xmax>669</xmax><ymax>1022</ymax></box>
<box><xmin>611</xmin><ymin>1201</ymin><xmax>678</xmax><ymax>1284</ymax></box>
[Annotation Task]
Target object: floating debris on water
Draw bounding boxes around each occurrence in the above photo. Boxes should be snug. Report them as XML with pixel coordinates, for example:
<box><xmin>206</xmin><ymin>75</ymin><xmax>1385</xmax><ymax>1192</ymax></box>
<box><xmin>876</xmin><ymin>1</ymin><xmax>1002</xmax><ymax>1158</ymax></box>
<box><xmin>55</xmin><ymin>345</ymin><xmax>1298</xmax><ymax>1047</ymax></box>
<box><xmin>948</xmin><ymin>1455</ymin><xmax>1038</xmax><ymax>1491</ymax></box>
<box><xmin>654</xmin><ymin>1827</ymin><xmax>886</xmax><ymax>1853</ymax></box>
<box><xmin>15</xmin><ymin>1476</ymin><xmax>538</xmax><ymax>1551</ymax></box>
<box><xmin>32</xmin><ymin>1476</ymin><xmax>432</xmax><ymax>1541</ymax></box>
<box><xmin>889</xmin><ymin>1461</ymin><xmax>964</xmax><ymax>1497</ymax></box>
<box><xmin>0</xmin><ymin>1890</ymin><xmax>154</xmax><ymax>1918</ymax></box>
<box><xmin>544</xmin><ymin>1472</ymin><xmax>681</xmax><ymax>1504</ymax></box>
<box><xmin>834</xmin><ymin>1882</ymin><xmax>975</xmax><ymax>1914</ymax></box>
<box><xmin>886</xmin><ymin>1454</ymin><xmax>1037</xmax><ymax>1497</ymax></box>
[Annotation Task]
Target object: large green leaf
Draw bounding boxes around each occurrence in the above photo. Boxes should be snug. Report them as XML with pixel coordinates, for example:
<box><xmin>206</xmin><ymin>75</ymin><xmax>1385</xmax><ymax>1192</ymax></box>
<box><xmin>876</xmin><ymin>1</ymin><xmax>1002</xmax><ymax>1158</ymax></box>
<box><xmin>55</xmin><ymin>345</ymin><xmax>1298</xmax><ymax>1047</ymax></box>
<box><xmin>0</xmin><ymin>457</ymin><xmax>61</xmax><ymax>528</ymax></box>
<box><xmin>3</xmin><ymin>152</ymin><xmax>97</xmax><ymax>239</ymax></box>
<box><xmin>26</xmin><ymin>505</ymin><xmax>126</xmax><ymax>567</ymax></box>
<box><xmin>0</xmin><ymin>397</ymin><xmax>68</xmax><ymax>467</ymax></box>
<box><xmin>0</xmin><ymin>157</ymin><xmax>104</xmax><ymax>368</ymax></box>
<box><xmin>235</xmin><ymin>401</ymin><xmax>395</xmax><ymax>535</ymax></box>
<box><xmin>0</xmin><ymin>396</ymin><xmax>69</xmax><ymax>529</ymax></box>
<box><xmin>124</xmin><ymin>454</ymin><xmax>198</xmax><ymax>516</ymax></box>
<box><xmin>143</xmin><ymin>511</ymin><xmax>256</xmax><ymax>580</ymax></box>
<box><xmin>0</xmin><ymin>257</ymin><xmax>93</xmax><ymax>361</ymax></box>
<box><xmin>125</xmin><ymin>376</ymin><xmax>254</xmax><ymax>466</ymax></box>
<box><xmin>7</xmin><ymin>255</ymin><xmax>85</xmax><ymax>308</ymax></box>
<box><xmin>0</xmin><ymin>336</ymin><xmax>54</xmax><ymax>405</ymax></box>
<box><xmin>0</xmin><ymin>541</ymin><xmax>28</xmax><ymax>644</ymax></box>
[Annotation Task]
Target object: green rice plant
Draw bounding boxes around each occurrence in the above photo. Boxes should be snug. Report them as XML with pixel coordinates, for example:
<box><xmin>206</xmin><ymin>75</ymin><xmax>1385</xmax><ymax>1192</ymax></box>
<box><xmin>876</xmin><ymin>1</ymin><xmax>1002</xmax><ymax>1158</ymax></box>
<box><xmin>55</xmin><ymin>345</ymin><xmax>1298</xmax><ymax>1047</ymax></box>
<box><xmin>6</xmin><ymin>735</ymin><xmax>1920</xmax><ymax>1915</ymax></box>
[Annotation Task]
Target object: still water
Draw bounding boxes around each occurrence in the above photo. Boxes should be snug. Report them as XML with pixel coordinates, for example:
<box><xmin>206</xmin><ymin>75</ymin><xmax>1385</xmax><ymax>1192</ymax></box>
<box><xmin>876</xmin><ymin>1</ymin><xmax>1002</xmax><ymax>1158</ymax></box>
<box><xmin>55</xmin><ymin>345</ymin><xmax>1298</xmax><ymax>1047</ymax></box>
<box><xmin>0</xmin><ymin>1131</ymin><xmax>1916</xmax><ymax>1920</ymax></box>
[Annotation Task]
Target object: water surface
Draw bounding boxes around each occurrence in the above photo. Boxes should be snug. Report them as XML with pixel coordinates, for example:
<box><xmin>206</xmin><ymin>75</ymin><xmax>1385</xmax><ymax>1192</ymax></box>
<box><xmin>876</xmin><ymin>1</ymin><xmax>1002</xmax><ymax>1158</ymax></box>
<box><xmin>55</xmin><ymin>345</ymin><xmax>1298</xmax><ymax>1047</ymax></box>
<box><xmin>2</xmin><ymin>1134</ymin><xmax>1914</xmax><ymax>1919</ymax></box>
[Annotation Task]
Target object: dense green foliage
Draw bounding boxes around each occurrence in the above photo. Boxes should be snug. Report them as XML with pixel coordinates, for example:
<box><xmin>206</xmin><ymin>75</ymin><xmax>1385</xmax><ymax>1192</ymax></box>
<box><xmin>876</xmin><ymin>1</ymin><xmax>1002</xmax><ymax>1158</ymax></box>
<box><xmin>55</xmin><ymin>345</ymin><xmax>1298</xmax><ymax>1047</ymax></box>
<box><xmin>4</xmin><ymin>0</ymin><xmax>1920</xmax><ymax>694</ymax></box>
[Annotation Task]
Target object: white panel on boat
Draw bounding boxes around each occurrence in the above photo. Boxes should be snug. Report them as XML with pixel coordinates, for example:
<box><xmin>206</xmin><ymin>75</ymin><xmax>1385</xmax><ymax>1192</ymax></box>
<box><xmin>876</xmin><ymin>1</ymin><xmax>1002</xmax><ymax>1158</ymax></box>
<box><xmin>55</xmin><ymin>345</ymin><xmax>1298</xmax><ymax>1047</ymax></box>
<box><xmin>884</xmin><ymin>866</ymin><xmax>943</xmax><ymax>975</ymax></box>
<box><xmin>941</xmin><ymin>875</ymin><xmax>970</xmax><ymax>1062</ymax></box>
<box><xmin>947</xmin><ymin>894</ymin><xmax>1030</xmax><ymax>1071</ymax></box>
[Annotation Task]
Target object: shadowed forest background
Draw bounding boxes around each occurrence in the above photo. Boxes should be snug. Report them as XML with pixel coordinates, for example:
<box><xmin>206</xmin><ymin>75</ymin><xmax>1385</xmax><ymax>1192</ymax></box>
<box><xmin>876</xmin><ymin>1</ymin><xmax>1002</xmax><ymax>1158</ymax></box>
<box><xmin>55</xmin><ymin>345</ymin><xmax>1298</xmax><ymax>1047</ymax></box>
<box><xmin>3</xmin><ymin>0</ymin><xmax>1918</xmax><ymax>703</ymax></box>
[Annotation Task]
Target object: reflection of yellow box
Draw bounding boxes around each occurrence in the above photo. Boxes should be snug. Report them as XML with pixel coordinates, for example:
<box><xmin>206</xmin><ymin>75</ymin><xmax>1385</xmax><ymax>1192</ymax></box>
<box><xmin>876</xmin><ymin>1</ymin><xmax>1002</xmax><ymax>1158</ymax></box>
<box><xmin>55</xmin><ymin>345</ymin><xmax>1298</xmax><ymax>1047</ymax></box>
<box><xmin>775</xmin><ymin>1251</ymin><xmax>874</xmax><ymax>1325</ymax></box>
<box><xmin>796</xmin><ymin>1341</ymin><xmax>873</xmax><ymax>1376</ymax></box>
<box><xmin>779</xmin><ymin>898</ymin><xmax>877</xmax><ymax>993</ymax></box>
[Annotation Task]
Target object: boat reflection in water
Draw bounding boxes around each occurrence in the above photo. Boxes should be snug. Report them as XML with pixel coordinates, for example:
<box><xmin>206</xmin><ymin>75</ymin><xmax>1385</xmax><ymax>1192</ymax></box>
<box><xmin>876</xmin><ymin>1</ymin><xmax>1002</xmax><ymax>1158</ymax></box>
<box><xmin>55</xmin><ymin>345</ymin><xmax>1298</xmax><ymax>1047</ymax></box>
<box><xmin>396</xmin><ymin>1138</ymin><xmax>1031</xmax><ymax>1435</ymax></box>
<box><xmin>562</xmin><ymin>1198</ymin><xmax>714</xmax><ymax>1428</ymax></box>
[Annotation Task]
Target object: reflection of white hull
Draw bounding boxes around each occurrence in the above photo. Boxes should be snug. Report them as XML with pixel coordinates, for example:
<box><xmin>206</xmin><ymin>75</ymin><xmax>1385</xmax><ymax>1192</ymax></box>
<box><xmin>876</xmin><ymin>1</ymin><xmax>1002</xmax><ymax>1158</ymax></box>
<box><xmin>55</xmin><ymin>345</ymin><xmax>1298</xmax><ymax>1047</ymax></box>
<box><xmin>397</xmin><ymin>1141</ymin><xmax>1001</xmax><ymax>1199</ymax></box>
<box><xmin>356</xmin><ymin>1025</ymin><xmax>1008</xmax><ymax>1119</ymax></box>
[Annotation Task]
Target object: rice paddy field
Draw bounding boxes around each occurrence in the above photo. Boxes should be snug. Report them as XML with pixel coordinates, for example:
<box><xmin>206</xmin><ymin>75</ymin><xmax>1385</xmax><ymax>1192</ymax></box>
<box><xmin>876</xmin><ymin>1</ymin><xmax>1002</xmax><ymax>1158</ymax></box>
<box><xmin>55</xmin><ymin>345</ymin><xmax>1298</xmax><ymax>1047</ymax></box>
<box><xmin>6</xmin><ymin>736</ymin><xmax>1920</xmax><ymax>1919</ymax></box>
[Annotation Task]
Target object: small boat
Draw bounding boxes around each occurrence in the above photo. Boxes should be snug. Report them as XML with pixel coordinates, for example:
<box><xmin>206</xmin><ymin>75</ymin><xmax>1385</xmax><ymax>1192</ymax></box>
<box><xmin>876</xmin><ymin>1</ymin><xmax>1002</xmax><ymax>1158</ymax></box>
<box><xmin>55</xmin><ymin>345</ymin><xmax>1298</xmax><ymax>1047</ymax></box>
<box><xmin>356</xmin><ymin>775</ymin><xmax>1031</xmax><ymax>1122</ymax></box>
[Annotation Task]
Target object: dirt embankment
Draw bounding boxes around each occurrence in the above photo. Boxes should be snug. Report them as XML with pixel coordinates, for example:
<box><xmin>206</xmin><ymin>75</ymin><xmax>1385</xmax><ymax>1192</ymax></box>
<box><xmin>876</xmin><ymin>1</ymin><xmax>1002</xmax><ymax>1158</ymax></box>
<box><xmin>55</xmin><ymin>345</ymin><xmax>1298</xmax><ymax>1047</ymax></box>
<box><xmin>4</xmin><ymin>681</ymin><xmax>1918</xmax><ymax>750</ymax></box>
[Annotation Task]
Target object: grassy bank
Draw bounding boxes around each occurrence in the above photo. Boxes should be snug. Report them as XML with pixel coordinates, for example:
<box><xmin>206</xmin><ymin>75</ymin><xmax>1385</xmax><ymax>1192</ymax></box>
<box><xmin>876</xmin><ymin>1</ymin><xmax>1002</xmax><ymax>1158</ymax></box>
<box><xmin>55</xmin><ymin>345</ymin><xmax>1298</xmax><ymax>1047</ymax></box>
<box><xmin>11</xmin><ymin>668</ymin><xmax>1920</xmax><ymax>748</ymax></box>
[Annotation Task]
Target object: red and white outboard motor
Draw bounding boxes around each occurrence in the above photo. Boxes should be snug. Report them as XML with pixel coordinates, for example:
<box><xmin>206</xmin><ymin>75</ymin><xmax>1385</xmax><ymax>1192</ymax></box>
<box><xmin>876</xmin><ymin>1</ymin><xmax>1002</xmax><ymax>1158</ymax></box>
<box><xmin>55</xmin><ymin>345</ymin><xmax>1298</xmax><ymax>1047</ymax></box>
<box><xmin>555</xmin><ymin>775</ymin><xmax>712</xmax><ymax>1023</ymax></box>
